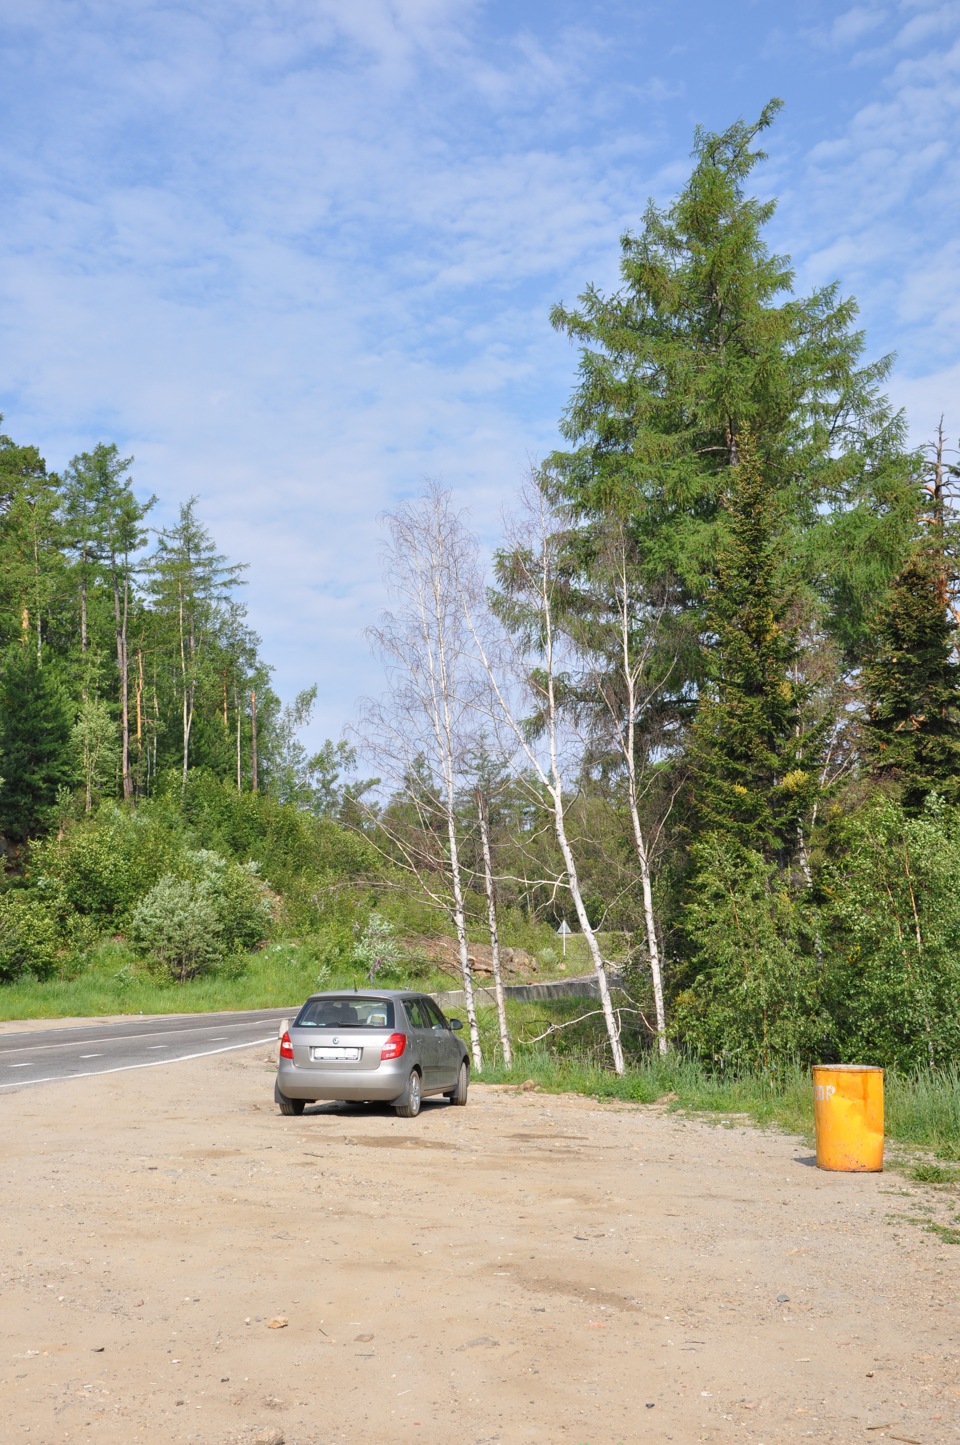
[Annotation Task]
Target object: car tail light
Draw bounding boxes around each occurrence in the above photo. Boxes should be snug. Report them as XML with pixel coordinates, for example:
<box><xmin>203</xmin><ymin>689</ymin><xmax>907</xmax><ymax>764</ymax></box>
<box><xmin>380</xmin><ymin>1032</ymin><xmax>407</xmax><ymax>1061</ymax></box>
<box><xmin>279</xmin><ymin>1030</ymin><xmax>294</xmax><ymax>1060</ymax></box>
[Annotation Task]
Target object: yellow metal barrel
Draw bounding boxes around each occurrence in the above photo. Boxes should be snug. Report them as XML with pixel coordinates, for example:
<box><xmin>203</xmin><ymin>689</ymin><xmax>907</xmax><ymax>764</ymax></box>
<box><xmin>812</xmin><ymin>1064</ymin><xmax>884</xmax><ymax>1172</ymax></box>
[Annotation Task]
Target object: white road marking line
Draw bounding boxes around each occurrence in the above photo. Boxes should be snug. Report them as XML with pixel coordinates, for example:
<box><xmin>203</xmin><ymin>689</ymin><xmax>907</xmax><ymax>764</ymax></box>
<box><xmin>209</xmin><ymin>1036</ymin><xmax>228</xmax><ymax>1041</ymax></box>
<box><xmin>0</xmin><ymin>1037</ymin><xmax>276</xmax><ymax>1090</ymax></box>
<box><xmin>0</xmin><ymin>1015</ymin><xmax>293</xmax><ymax>1056</ymax></box>
<box><xmin>148</xmin><ymin>1045</ymin><xmax>167</xmax><ymax>1050</ymax></box>
<box><xmin>79</xmin><ymin>1053</ymin><xmax>104</xmax><ymax>1059</ymax></box>
<box><xmin>8</xmin><ymin>1062</ymin><xmax>33</xmax><ymax>1068</ymax></box>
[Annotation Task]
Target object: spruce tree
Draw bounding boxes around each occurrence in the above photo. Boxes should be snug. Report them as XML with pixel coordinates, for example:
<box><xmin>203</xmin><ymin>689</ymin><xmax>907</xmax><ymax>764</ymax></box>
<box><xmin>862</xmin><ymin>542</ymin><xmax>960</xmax><ymax>811</ymax></box>
<box><xmin>0</xmin><ymin>645</ymin><xmax>74</xmax><ymax>840</ymax></box>
<box><xmin>688</xmin><ymin>435</ymin><xmax>815</xmax><ymax>858</ymax></box>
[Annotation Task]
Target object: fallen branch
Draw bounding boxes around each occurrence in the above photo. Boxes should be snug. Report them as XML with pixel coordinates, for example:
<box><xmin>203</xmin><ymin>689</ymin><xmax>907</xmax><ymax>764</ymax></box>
<box><xmin>522</xmin><ymin>1006</ymin><xmax>645</xmax><ymax>1046</ymax></box>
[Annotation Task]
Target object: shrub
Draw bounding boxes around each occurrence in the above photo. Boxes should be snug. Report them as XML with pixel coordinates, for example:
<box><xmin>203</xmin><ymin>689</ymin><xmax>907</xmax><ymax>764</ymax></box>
<box><xmin>130</xmin><ymin>877</ymin><xmax>224</xmax><ymax>981</ymax></box>
<box><xmin>822</xmin><ymin>795</ymin><xmax>960</xmax><ymax>1069</ymax></box>
<box><xmin>0</xmin><ymin>892</ymin><xmax>61</xmax><ymax>982</ymax></box>
<box><xmin>29</xmin><ymin>803</ymin><xmax>182</xmax><ymax>926</ymax></box>
<box><xmin>353</xmin><ymin>912</ymin><xmax>403</xmax><ymax>984</ymax></box>
<box><xmin>672</xmin><ymin>835</ymin><xmax>826</xmax><ymax>1071</ymax></box>
<box><xmin>183</xmin><ymin>849</ymin><xmax>274</xmax><ymax>954</ymax></box>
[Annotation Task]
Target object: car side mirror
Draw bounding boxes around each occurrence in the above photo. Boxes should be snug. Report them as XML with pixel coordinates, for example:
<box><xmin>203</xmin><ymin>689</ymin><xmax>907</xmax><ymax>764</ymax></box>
<box><xmin>449</xmin><ymin>1018</ymin><xmax>463</xmax><ymax>1031</ymax></box>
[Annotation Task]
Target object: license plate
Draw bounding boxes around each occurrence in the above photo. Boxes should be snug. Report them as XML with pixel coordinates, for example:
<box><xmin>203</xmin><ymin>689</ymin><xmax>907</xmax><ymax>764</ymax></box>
<box><xmin>311</xmin><ymin>1046</ymin><xmax>361</xmax><ymax>1062</ymax></box>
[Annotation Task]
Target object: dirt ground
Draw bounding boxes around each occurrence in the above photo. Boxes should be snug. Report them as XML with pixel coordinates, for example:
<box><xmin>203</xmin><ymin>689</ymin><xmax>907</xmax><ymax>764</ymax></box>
<box><xmin>1</xmin><ymin>1041</ymin><xmax>959</xmax><ymax>1445</ymax></box>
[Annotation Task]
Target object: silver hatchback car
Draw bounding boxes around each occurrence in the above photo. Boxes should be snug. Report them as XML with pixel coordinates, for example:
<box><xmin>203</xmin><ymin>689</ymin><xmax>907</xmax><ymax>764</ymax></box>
<box><xmin>275</xmin><ymin>989</ymin><xmax>470</xmax><ymax>1118</ymax></box>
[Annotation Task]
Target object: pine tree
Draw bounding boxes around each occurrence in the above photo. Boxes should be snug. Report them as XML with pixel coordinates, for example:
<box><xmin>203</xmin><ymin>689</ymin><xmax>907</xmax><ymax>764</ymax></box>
<box><xmin>688</xmin><ymin>435</ymin><xmax>816</xmax><ymax>858</ymax></box>
<box><xmin>59</xmin><ymin>444</ymin><xmax>154</xmax><ymax>798</ymax></box>
<box><xmin>0</xmin><ymin>429</ymin><xmax>67</xmax><ymax>657</ymax></box>
<box><xmin>862</xmin><ymin>542</ymin><xmax>960</xmax><ymax>811</ymax></box>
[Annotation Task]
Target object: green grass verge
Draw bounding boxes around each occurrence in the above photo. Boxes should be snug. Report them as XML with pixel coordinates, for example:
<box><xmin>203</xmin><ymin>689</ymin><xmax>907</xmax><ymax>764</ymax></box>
<box><xmin>0</xmin><ymin>938</ymin><xmax>455</xmax><ymax>1020</ymax></box>
<box><xmin>467</xmin><ymin>1000</ymin><xmax>960</xmax><ymax>1161</ymax></box>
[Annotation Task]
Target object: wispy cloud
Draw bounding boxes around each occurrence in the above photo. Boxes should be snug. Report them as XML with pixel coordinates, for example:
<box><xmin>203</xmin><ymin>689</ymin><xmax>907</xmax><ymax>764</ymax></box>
<box><xmin>1</xmin><ymin>0</ymin><xmax>958</xmax><ymax>733</ymax></box>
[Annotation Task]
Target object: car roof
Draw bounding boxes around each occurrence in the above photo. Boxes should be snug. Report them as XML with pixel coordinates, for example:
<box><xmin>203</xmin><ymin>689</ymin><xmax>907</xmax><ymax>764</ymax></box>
<box><xmin>299</xmin><ymin>989</ymin><xmax>427</xmax><ymax>1003</ymax></box>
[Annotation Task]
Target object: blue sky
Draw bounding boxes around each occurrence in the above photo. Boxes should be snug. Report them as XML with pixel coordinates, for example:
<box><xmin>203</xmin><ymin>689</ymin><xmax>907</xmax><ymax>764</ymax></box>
<box><xmin>2</xmin><ymin>0</ymin><xmax>959</xmax><ymax>741</ymax></box>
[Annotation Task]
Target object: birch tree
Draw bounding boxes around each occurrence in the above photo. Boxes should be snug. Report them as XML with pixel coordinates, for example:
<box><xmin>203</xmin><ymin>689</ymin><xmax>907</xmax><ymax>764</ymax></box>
<box><xmin>357</xmin><ymin>484</ymin><xmax>484</xmax><ymax>1072</ymax></box>
<box><xmin>570</xmin><ymin>518</ymin><xmax>680</xmax><ymax>1054</ymax></box>
<box><xmin>473</xmin><ymin>767</ymin><xmax>513</xmax><ymax>1067</ymax></box>
<box><xmin>466</xmin><ymin>477</ymin><xmax>626</xmax><ymax>1074</ymax></box>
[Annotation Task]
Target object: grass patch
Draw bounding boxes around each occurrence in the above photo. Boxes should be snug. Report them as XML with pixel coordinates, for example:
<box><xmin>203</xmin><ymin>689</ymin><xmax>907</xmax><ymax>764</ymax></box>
<box><xmin>475</xmin><ymin>1041</ymin><xmax>815</xmax><ymax>1139</ymax></box>
<box><xmin>886</xmin><ymin>1068</ymin><xmax>960</xmax><ymax>1161</ymax></box>
<box><xmin>0</xmin><ymin>937</ymin><xmax>454</xmax><ymax>1021</ymax></box>
<box><xmin>468</xmin><ymin>1001</ymin><xmax>960</xmax><ymax>1160</ymax></box>
<box><xmin>909</xmin><ymin>1162</ymin><xmax>960</xmax><ymax>1186</ymax></box>
<box><xmin>926</xmin><ymin>1221</ymin><xmax>960</xmax><ymax>1245</ymax></box>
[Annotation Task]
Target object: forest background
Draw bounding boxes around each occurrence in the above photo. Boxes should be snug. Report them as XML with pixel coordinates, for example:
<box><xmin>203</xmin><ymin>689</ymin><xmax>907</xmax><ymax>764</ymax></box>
<box><xmin>3</xmin><ymin>108</ymin><xmax>960</xmax><ymax>1146</ymax></box>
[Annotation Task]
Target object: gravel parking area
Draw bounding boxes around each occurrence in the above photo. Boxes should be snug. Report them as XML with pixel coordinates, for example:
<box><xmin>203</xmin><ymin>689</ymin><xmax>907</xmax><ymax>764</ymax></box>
<box><xmin>1</xmin><ymin>1043</ymin><xmax>958</xmax><ymax>1443</ymax></box>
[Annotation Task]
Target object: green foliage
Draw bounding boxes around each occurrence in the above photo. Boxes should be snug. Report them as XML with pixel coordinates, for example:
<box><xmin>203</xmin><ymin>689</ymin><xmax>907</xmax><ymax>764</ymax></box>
<box><xmin>862</xmin><ymin>543</ymin><xmax>960</xmax><ymax>810</ymax></box>
<box><xmin>29</xmin><ymin>803</ymin><xmax>183</xmax><ymax>925</ymax></box>
<box><xmin>0</xmin><ymin>647</ymin><xmax>75</xmax><ymax>840</ymax></box>
<box><xmin>673</xmin><ymin>835</ymin><xmax>826</xmax><ymax>1070</ymax></box>
<box><xmin>0</xmin><ymin>890</ymin><xmax>60</xmax><ymax>982</ymax></box>
<box><xmin>545</xmin><ymin>104</ymin><xmax>913</xmax><ymax>656</ymax></box>
<box><xmin>180</xmin><ymin>848</ymin><xmax>273</xmax><ymax>955</ymax></box>
<box><xmin>71</xmin><ymin>694</ymin><xmax>119</xmax><ymax>806</ymax></box>
<box><xmin>689</xmin><ymin>435</ymin><xmax>818</xmax><ymax>857</ymax></box>
<box><xmin>130</xmin><ymin>876</ymin><xmax>225</xmax><ymax>981</ymax></box>
<box><xmin>0</xmin><ymin>430</ymin><xmax>67</xmax><ymax>656</ymax></box>
<box><xmin>821</xmin><ymin>795</ymin><xmax>960</xmax><ymax>1070</ymax></box>
<box><xmin>353</xmin><ymin>911</ymin><xmax>403</xmax><ymax>984</ymax></box>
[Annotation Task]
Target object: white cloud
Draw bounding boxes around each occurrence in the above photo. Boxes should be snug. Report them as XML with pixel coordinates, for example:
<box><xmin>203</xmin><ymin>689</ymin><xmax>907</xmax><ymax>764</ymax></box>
<box><xmin>2</xmin><ymin>0</ymin><xmax>960</xmax><ymax>739</ymax></box>
<box><xmin>830</xmin><ymin>6</ymin><xmax>889</xmax><ymax>47</ymax></box>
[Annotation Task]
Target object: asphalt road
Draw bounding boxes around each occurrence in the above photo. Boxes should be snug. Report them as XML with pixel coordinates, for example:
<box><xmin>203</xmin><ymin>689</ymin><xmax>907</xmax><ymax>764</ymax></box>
<box><xmin>0</xmin><ymin>1008</ymin><xmax>294</xmax><ymax>1091</ymax></box>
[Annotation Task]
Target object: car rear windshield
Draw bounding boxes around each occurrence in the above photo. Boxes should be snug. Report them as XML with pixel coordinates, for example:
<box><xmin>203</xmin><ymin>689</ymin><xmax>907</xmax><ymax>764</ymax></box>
<box><xmin>295</xmin><ymin>997</ymin><xmax>395</xmax><ymax>1029</ymax></box>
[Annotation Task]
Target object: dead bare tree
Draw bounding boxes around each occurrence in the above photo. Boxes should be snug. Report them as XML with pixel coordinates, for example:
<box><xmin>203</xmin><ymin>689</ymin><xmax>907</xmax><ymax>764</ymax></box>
<box><xmin>356</xmin><ymin>485</ymin><xmax>485</xmax><ymax>1072</ymax></box>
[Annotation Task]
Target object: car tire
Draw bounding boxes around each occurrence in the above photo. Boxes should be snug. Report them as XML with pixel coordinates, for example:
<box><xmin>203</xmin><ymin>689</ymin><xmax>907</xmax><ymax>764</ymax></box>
<box><xmin>395</xmin><ymin>1069</ymin><xmax>422</xmax><ymax>1118</ymax></box>
<box><xmin>445</xmin><ymin>1061</ymin><xmax>468</xmax><ymax>1106</ymax></box>
<box><xmin>277</xmin><ymin>1091</ymin><xmax>305</xmax><ymax>1116</ymax></box>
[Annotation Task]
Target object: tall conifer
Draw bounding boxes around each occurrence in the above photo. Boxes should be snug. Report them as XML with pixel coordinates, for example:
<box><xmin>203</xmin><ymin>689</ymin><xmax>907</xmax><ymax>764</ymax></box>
<box><xmin>688</xmin><ymin>434</ymin><xmax>815</xmax><ymax>857</ymax></box>
<box><xmin>862</xmin><ymin>543</ymin><xmax>960</xmax><ymax>810</ymax></box>
<box><xmin>545</xmin><ymin>102</ymin><xmax>915</xmax><ymax>670</ymax></box>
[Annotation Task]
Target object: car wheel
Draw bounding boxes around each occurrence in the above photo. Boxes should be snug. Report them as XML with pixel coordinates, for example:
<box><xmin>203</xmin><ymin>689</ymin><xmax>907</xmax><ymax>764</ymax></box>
<box><xmin>446</xmin><ymin>1061</ymin><xmax>468</xmax><ymax>1106</ymax></box>
<box><xmin>395</xmin><ymin>1069</ymin><xmax>422</xmax><ymax>1118</ymax></box>
<box><xmin>277</xmin><ymin>1091</ymin><xmax>305</xmax><ymax>1116</ymax></box>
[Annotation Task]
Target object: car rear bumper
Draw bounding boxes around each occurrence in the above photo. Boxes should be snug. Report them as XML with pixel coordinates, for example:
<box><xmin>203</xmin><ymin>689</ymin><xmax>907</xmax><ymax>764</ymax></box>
<box><xmin>276</xmin><ymin>1057</ymin><xmax>411</xmax><ymax>1102</ymax></box>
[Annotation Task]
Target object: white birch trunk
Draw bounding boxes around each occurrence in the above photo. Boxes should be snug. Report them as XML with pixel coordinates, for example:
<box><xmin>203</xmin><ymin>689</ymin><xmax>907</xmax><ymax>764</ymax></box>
<box><xmin>541</xmin><ymin>538</ymin><xmax>625</xmax><ymax>1076</ymax></box>
<box><xmin>621</xmin><ymin>660</ymin><xmax>668</xmax><ymax>1055</ymax></box>
<box><xmin>551</xmin><ymin>788</ymin><xmax>624</xmax><ymax>1074</ymax></box>
<box><xmin>447</xmin><ymin>807</ymin><xmax>483</xmax><ymax>1071</ymax></box>
<box><xmin>251</xmin><ymin>689</ymin><xmax>259</xmax><ymax>794</ymax></box>
<box><xmin>477</xmin><ymin>790</ymin><xmax>512</xmax><ymax>1066</ymax></box>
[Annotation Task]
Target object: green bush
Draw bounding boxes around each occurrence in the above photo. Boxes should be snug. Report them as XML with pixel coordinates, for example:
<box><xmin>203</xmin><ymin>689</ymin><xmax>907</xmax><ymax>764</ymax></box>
<box><xmin>0</xmin><ymin>892</ymin><xmax>61</xmax><ymax>982</ymax></box>
<box><xmin>29</xmin><ymin>803</ymin><xmax>182</xmax><ymax>926</ymax></box>
<box><xmin>822</xmin><ymin>795</ymin><xmax>960</xmax><ymax>1069</ymax></box>
<box><xmin>130</xmin><ymin>876</ymin><xmax>225</xmax><ymax>981</ymax></box>
<box><xmin>182</xmin><ymin>848</ymin><xmax>274</xmax><ymax>954</ymax></box>
<box><xmin>673</xmin><ymin>835</ymin><xmax>826</xmax><ymax>1071</ymax></box>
